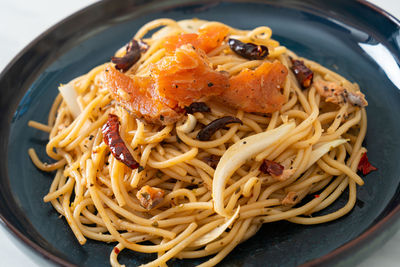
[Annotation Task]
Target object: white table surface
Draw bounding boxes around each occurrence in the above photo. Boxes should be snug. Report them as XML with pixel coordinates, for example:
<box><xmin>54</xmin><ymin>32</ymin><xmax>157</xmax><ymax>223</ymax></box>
<box><xmin>0</xmin><ymin>0</ymin><xmax>399</xmax><ymax>266</ymax></box>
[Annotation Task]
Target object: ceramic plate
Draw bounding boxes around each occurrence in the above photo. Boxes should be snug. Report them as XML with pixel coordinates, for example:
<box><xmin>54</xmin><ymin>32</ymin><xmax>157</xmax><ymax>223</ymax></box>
<box><xmin>1</xmin><ymin>0</ymin><xmax>400</xmax><ymax>266</ymax></box>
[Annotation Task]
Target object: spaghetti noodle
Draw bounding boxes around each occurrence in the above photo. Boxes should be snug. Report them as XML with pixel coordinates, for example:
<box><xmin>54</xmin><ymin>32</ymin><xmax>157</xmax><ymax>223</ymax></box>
<box><xmin>28</xmin><ymin>19</ymin><xmax>372</xmax><ymax>266</ymax></box>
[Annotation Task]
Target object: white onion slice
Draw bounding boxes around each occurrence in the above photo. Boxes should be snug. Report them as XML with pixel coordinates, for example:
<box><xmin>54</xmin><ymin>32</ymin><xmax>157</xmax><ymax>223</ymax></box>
<box><xmin>176</xmin><ymin>114</ymin><xmax>197</xmax><ymax>133</ymax></box>
<box><xmin>305</xmin><ymin>139</ymin><xmax>347</xmax><ymax>170</ymax></box>
<box><xmin>191</xmin><ymin>206</ymin><xmax>240</xmax><ymax>247</ymax></box>
<box><xmin>213</xmin><ymin>122</ymin><xmax>296</xmax><ymax>217</ymax></box>
<box><xmin>58</xmin><ymin>83</ymin><xmax>81</xmax><ymax>118</ymax></box>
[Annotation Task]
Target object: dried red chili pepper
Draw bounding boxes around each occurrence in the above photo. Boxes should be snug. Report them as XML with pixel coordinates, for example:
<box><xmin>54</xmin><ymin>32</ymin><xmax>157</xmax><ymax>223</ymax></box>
<box><xmin>185</xmin><ymin>102</ymin><xmax>211</xmax><ymax>114</ymax></box>
<box><xmin>228</xmin><ymin>38</ymin><xmax>269</xmax><ymax>60</ymax></box>
<box><xmin>111</xmin><ymin>39</ymin><xmax>141</xmax><ymax>72</ymax></box>
<box><xmin>259</xmin><ymin>159</ymin><xmax>284</xmax><ymax>176</ymax></box>
<box><xmin>291</xmin><ymin>59</ymin><xmax>313</xmax><ymax>88</ymax></box>
<box><xmin>102</xmin><ymin>114</ymin><xmax>139</xmax><ymax>169</ymax></box>
<box><xmin>358</xmin><ymin>152</ymin><xmax>377</xmax><ymax>175</ymax></box>
<box><xmin>196</xmin><ymin>116</ymin><xmax>242</xmax><ymax>141</ymax></box>
<box><xmin>114</xmin><ymin>247</ymin><xmax>120</xmax><ymax>254</ymax></box>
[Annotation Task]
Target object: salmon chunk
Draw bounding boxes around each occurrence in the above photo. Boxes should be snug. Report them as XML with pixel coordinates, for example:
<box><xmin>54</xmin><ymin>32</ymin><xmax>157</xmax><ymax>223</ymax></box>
<box><xmin>163</xmin><ymin>24</ymin><xmax>229</xmax><ymax>54</ymax></box>
<box><xmin>101</xmin><ymin>67</ymin><xmax>182</xmax><ymax>125</ymax></box>
<box><xmin>136</xmin><ymin>185</ymin><xmax>165</xmax><ymax>210</ymax></box>
<box><xmin>220</xmin><ymin>61</ymin><xmax>288</xmax><ymax>113</ymax></box>
<box><xmin>197</xmin><ymin>24</ymin><xmax>230</xmax><ymax>53</ymax></box>
<box><xmin>164</xmin><ymin>33</ymin><xmax>200</xmax><ymax>54</ymax></box>
<box><xmin>314</xmin><ymin>80</ymin><xmax>367</xmax><ymax>107</ymax></box>
<box><xmin>152</xmin><ymin>44</ymin><xmax>230</xmax><ymax>108</ymax></box>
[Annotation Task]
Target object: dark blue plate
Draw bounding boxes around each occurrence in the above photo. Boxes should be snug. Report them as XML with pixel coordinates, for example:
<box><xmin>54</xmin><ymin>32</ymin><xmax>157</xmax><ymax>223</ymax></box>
<box><xmin>1</xmin><ymin>0</ymin><xmax>400</xmax><ymax>266</ymax></box>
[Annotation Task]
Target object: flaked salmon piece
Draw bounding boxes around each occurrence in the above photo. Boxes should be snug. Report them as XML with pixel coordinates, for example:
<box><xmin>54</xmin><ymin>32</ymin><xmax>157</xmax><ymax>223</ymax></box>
<box><xmin>151</xmin><ymin>44</ymin><xmax>230</xmax><ymax>108</ymax></box>
<box><xmin>101</xmin><ymin>67</ymin><xmax>182</xmax><ymax>125</ymax></box>
<box><xmin>163</xmin><ymin>24</ymin><xmax>229</xmax><ymax>54</ymax></box>
<box><xmin>314</xmin><ymin>80</ymin><xmax>368</xmax><ymax>107</ymax></box>
<box><xmin>219</xmin><ymin>61</ymin><xmax>288</xmax><ymax>113</ymax></box>
<box><xmin>164</xmin><ymin>33</ymin><xmax>200</xmax><ymax>54</ymax></box>
<box><xmin>136</xmin><ymin>185</ymin><xmax>165</xmax><ymax>210</ymax></box>
<box><xmin>197</xmin><ymin>24</ymin><xmax>230</xmax><ymax>53</ymax></box>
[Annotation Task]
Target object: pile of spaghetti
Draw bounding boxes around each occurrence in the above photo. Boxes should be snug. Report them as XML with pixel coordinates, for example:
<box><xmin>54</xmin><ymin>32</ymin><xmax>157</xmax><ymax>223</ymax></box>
<box><xmin>28</xmin><ymin>19</ymin><xmax>376</xmax><ymax>267</ymax></box>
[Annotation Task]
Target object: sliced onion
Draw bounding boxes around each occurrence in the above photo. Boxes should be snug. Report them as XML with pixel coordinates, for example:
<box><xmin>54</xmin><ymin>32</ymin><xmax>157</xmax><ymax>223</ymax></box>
<box><xmin>306</xmin><ymin>139</ymin><xmax>347</xmax><ymax>169</ymax></box>
<box><xmin>305</xmin><ymin>139</ymin><xmax>347</xmax><ymax>170</ymax></box>
<box><xmin>58</xmin><ymin>83</ymin><xmax>81</xmax><ymax>118</ymax></box>
<box><xmin>190</xmin><ymin>206</ymin><xmax>240</xmax><ymax>247</ymax></box>
<box><xmin>176</xmin><ymin>114</ymin><xmax>197</xmax><ymax>133</ymax></box>
<box><xmin>213</xmin><ymin>122</ymin><xmax>296</xmax><ymax>217</ymax></box>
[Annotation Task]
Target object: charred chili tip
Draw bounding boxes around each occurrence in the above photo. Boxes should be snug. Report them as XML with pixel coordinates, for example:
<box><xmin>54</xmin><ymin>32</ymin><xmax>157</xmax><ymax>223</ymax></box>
<box><xmin>291</xmin><ymin>59</ymin><xmax>314</xmax><ymax>89</ymax></box>
<box><xmin>185</xmin><ymin>102</ymin><xmax>211</xmax><ymax>114</ymax></box>
<box><xmin>228</xmin><ymin>38</ymin><xmax>269</xmax><ymax>60</ymax></box>
<box><xmin>102</xmin><ymin>114</ymin><xmax>139</xmax><ymax>169</ymax></box>
<box><xmin>196</xmin><ymin>116</ymin><xmax>243</xmax><ymax>141</ymax></box>
<box><xmin>111</xmin><ymin>39</ymin><xmax>141</xmax><ymax>72</ymax></box>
